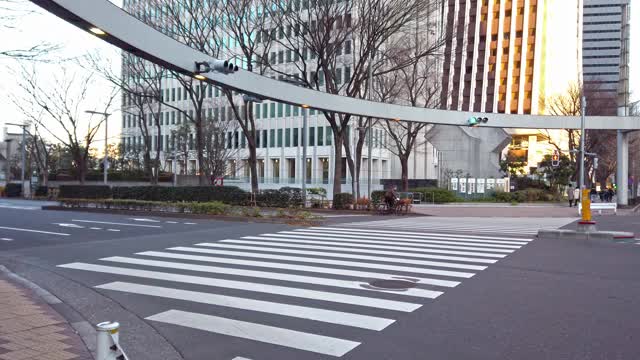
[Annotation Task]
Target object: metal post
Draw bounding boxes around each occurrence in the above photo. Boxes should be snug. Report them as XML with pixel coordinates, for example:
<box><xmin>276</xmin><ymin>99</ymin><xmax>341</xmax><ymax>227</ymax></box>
<box><xmin>20</xmin><ymin>125</ymin><xmax>26</xmax><ymax>189</ymax></box>
<box><xmin>96</xmin><ymin>321</ymin><xmax>121</xmax><ymax>360</ymax></box>
<box><xmin>301</xmin><ymin>107</ymin><xmax>308</xmax><ymax>207</ymax></box>
<box><xmin>367</xmin><ymin>51</ymin><xmax>374</xmax><ymax>200</ymax></box>
<box><xmin>579</xmin><ymin>96</ymin><xmax>586</xmax><ymax>193</ymax></box>
<box><xmin>172</xmin><ymin>150</ymin><xmax>177</xmax><ymax>187</ymax></box>
<box><xmin>103</xmin><ymin>114</ymin><xmax>109</xmax><ymax>185</ymax></box>
<box><xmin>616</xmin><ymin>129</ymin><xmax>629</xmax><ymax>205</ymax></box>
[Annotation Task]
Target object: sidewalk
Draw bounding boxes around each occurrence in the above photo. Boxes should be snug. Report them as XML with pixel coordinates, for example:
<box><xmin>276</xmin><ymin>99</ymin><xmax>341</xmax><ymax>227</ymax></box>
<box><xmin>0</xmin><ymin>277</ymin><xmax>92</xmax><ymax>360</ymax></box>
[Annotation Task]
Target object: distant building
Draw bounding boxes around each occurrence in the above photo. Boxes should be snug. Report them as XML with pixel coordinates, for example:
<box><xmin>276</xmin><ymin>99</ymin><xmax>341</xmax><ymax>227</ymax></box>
<box><xmin>0</xmin><ymin>127</ymin><xmax>23</xmax><ymax>184</ymax></box>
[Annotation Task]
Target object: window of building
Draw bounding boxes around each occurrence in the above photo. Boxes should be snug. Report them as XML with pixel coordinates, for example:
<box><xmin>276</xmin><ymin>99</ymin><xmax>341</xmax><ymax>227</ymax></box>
<box><xmin>309</xmin><ymin>126</ymin><xmax>315</xmax><ymax>146</ymax></box>
<box><xmin>270</xmin><ymin>129</ymin><xmax>276</xmax><ymax>148</ymax></box>
<box><xmin>227</xmin><ymin>132</ymin><xmax>232</xmax><ymax>149</ymax></box>
<box><xmin>255</xmin><ymin>104</ymin><xmax>261</xmax><ymax>119</ymax></box>
<box><xmin>234</xmin><ymin>131</ymin><xmax>239</xmax><ymax>148</ymax></box>
<box><xmin>336</xmin><ymin>68</ymin><xmax>342</xmax><ymax>84</ymax></box>
<box><xmin>285</xmin><ymin>104</ymin><xmax>291</xmax><ymax>117</ymax></box>
<box><xmin>318</xmin><ymin>126</ymin><xmax>324</xmax><ymax>146</ymax></box>
<box><xmin>293</xmin><ymin>106</ymin><xmax>299</xmax><ymax>116</ymax></box>
<box><xmin>262</xmin><ymin>103</ymin><xmax>268</xmax><ymax>118</ymax></box>
<box><xmin>278</xmin><ymin>51</ymin><xmax>284</xmax><ymax>64</ymax></box>
<box><xmin>277</xmin><ymin>129</ymin><xmax>283</xmax><ymax>147</ymax></box>
<box><xmin>345</xmin><ymin>40</ymin><xmax>351</xmax><ymax>54</ymax></box>
<box><xmin>326</xmin><ymin>126</ymin><xmax>332</xmax><ymax>145</ymax></box>
<box><xmin>344</xmin><ymin>67</ymin><xmax>351</xmax><ymax>82</ymax></box>
<box><xmin>293</xmin><ymin>128</ymin><xmax>299</xmax><ymax>146</ymax></box>
<box><xmin>286</xmin><ymin>50</ymin><xmax>292</xmax><ymax>62</ymax></box>
<box><xmin>270</xmin><ymin>103</ymin><xmax>276</xmax><ymax>118</ymax></box>
<box><xmin>256</xmin><ymin>130</ymin><xmax>261</xmax><ymax>148</ymax></box>
<box><xmin>262</xmin><ymin>130</ymin><xmax>268</xmax><ymax>148</ymax></box>
<box><xmin>241</xmin><ymin>133</ymin><xmax>246</xmax><ymax>148</ymax></box>
<box><xmin>285</xmin><ymin>128</ymin><xmax>291</xmax><ymax>147</ymax></box>
<box><xmin>277</xmin><ymin>103</ymin><xmax>283</xmax><ymax>117</ymax></box>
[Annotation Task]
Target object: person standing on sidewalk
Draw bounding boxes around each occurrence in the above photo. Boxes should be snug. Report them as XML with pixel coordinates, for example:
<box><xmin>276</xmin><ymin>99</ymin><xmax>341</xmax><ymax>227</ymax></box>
<box><xmin>568</xmin><ymin>184</ymin><xmax>576</xmax><ymax>207</ymax></box>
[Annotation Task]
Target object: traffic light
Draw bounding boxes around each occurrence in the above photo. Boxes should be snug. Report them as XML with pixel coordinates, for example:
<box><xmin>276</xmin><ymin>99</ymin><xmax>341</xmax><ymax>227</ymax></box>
<box><xmin>467</xmin><ymin>116</ymin><xmax>489</xmax><ymax>127</ymax></box>
<box><xmin>194</xmin><ymin>60</ymin><xmax>239</xmax><ymax>75</ymax></box>
<box><xmin>551</xmin><ymin>150</ymin><xmax>560</xmax><ymax>167</ymax></box>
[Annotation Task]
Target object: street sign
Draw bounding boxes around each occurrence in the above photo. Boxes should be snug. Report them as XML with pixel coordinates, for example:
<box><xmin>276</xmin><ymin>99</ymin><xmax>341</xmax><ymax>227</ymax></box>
<box><xmin>211</xmin><ymin>177</ymin><xmax>224</xmax><ymax>187</ymax></box>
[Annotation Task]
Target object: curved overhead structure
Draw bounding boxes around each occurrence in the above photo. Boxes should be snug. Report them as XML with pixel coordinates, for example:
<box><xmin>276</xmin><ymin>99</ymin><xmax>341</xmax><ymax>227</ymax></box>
<box><xmin>30</xmin><ymin>0</ymin><xmax>639</xmax><ymax>130</ymax></box>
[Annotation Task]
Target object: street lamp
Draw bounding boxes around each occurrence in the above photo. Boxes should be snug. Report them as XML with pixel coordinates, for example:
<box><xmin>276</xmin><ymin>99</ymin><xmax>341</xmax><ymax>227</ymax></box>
<box><xmin>6</xmin><ymin>123</ymin><xmax>28</xmax><ymax>195</ymax></box>
<box><xmin>85</xmin><ymin>110</ymin><xmax>111</xmax><ymax>185</ymax></box>
<box><xmin>282</xmin><ymin>77</ymin><xmax>310</xmax><ymax>208</ymax></box>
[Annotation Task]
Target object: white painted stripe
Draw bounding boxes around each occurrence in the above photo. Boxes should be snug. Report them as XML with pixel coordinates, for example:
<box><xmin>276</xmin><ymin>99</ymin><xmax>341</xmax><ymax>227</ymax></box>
<box><xmin>316</xmin><ymin>227</ymin><xmax>532</xmax><ymax>241</ymax></box>
<box><xmin>100</xmin><ymin>256</ymin><xmax>443</xmax><ymax>299</ymax></box>
<box><xmin>166</xmin><ymin>221</ymin><xmax>179</xmax><ymax>224</ymax></box>
<box><xmin>219</xmin><ymin>240</ymin><xmax>499</xmax><ymax>264</ymax></box>
<box><xmin>167</xmin><ymin>247</ymin><xmax>476</xmax><ymax>278</ymax></box>
<box><xmin>269</xmin><ymin>233</ymin><xmax>518</xmax><ymax>251</ymax></box>
<box><xmin>147</xmin><ymin>310</ymin><xmax>360</xmax><ymax>357</ymax></box>
<box><xmin>0</xmin><ymin>238</ymin><xmax>13</xmax><ymax>241</ymax></box>
<box><xmin>58</xmin><ymin>263</ymin><xmax>421</xmax><ymax>312</ymax></box>
<box><xmin>90</xmin><ymin>227</ymin><xmax>102</xmax><ymax>230</ymax></box>
<box><xmin>0</xmin><ymin>226</ymin><xmax>70</xmax><ymax>236</ymax></box>
<box><xmin>107</xmin><ymin>229</ymin><xmax>121</xmax><ymax>232</ymax></box>
<box><xmin>184</xmin><ymin>222</ymin><xmax>197</xmax><ymax>225</ymax></box>
<box><xmin>97</xmin><ymin>282</ymin><xmax>394</xmax><ymax>330</ymax></box>
<box><xmin>291</xmin><ymin>229</ymin><xmax>528</xmax><ymax>246</ymax></box>
<box><xmin>71</xmin><ymin>219</ymin><xmax>162</xmax><ymax>228</ymax></box>
<box><xmin>232</xmin><ymin>357</ymin><xmax>252</xmax><ymax>360</ymax></box>
<box><xmin>0</xmin><ymin>204</ymin><xmax>38</xmax><ymax>210</ymax></box>
<box><xmin>193</xmin><ymin>244</ymin><xmax>488</xmax><ymax>271</ymax></box>
<box><xmin>243</xmin><ymin>236</ymin><xmax>509</xmax><ymax>258</ymax></box>
<box><xmin>138</xmin><ymin>251</ymin><xmax>460</xmax><ymax>288</ymax></box>
<box><xmin>371</xmin><ymin>224</ymin><xmax>540</xmax><ymax>233</ymax></box>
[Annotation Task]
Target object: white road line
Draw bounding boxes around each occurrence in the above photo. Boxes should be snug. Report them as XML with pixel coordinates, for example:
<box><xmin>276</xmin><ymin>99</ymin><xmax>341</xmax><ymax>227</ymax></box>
<box><xmin>184</xmin><ymin>222</ymin><xmax>197</xmax><ymax>225</ymax></box>
<box><xmin>219</xmin><ymin>240</ymin><xmax>499</xmax><ymax>264</ymax></box>
<box><xmin>315</xmin><ymin>227</ymin><xmax>532</xmax><ymax>241</ymax></box>
<box><xmin>262</xmin><ymin>233</ymin><xmax>518</xmax><ymax>252</ymax></box>
<box><xmin>243</xmin><ymin>236</ymin><xmax>508</xmax><ymax>258</ymax></box>
<box><xmin>90</xmin><ymin>227</ymin><xmax>102</xmax><ymax>230</ymax></box>
<box><xmin>0</xmin><ymin>226</ymin><xmax>70</xmax><ymax>236</ymax></box>
<box><xmin>0</xmin><ymin>238</ymin><xmax>13</xmax><ymax>241</ymax></box>
<box><xmin>147</xmin><ymin>310</ymin><xmax>360</xmax><ymax>357</ymax></box>
<box><xmin>138</xmin><ymin>251</ymin><xmax>461</xmax><ymax>288</ymax></box>
<box><xmin>107</xmin><ymin>229</ymin><xmax>121</xmax><ymax>232</ymax></box>
<box><xmin>369</xmin><ymin>224</ymin><xmax>540</xmax><ymax>234</ymax></box>
<box><xmin>97</xmin><ymin>282</ymin><xmax>394</xmax><ymax>330</ymax></box>
<box><xmin>167</xmin><ymin>247</ymin><xmax>476</xmax><ymax>278</ymax></box>
<box><xmin>193</xmin><ymin>244</ymin><xmax>488</xmax><ymax>271</ymax></box>
<box><xmin>166</xmin><ymin>221</ymin><xmax>179</xmax><ymax>224</ymax></box>
<box><xmin>291</xmin><ymin>229</ymin><xmax>528</xmax><ymax>246</ymax></box>
<box><xmin>101</xmin><ymin>256</ymin><xmax>443</xmax><ymax>299</ymax></box>
<box><xmin>130</xmin><ymin>218</ymin><xmax>161</xmax><ymax>223</ymax></box>
<box><xmin>58</xmin><ymin>263</ymin><xmax>421</xmax><ymax>312</ymax></box>
<box><xmin>71</xmin><ymin>220</ymin><xmax>162</xmax><ymax>228</ymax></box>
<box><xmin>232</xmin><ymin>358</ymin><xmax>252</xmax><ymax>360</ymax></box>
<box><xmin>0</xmin><ymin>204</ymin><xmax>38</xmax><ymax>210</ymax></box>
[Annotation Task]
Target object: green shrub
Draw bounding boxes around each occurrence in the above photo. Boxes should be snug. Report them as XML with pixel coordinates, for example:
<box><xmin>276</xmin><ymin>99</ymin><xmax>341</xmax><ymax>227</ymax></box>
<box><xmin>410</xmin><ymin>187</ymin><xmax>457</xmax><ymax>203</ymax></box>
<box><xmin>112</xmin><ymin>186</ymin><xmax>248</xmax><ymax>205</ymax></box>
<box><xmin>188</xmin><ymin>201</ymin><xmax>230</xmax><ymax>215</ymax></box>
<box><xmin>333</xmin><ymin>193</ymin><xmax>354</xmax><ymax>209</ymax></box>
<box><xmin>35</xmin><ymin>186</ymin><xmax>49</xmax><ymax>197</ymax></box>
<box><xmin>5</xmin><ymin>183</ymin><xmax>22</xmax><ymax>197</ymax></box>
<box><xmin>59</xmin><ymin>185</ymin><xmax>112</xmax><ymax>199</ymax></box>
<box><xmin>241</xmin><ymin>206</ymin><xmax>263</xmax><ymax>217</ymax></box>
<box><xmin>371</xmin><ymin>190</ymin><xmax>386</xmax><ymax>205</ymax></box>
<box><xmin>513</xmin><ymin>188</ymin><xmax>546</xmax><ymax>202</ymax></box>
<box><xmin>495</xmin><ymin>191</ymin><xmax>513</xmax><ymax>202</ymax></box>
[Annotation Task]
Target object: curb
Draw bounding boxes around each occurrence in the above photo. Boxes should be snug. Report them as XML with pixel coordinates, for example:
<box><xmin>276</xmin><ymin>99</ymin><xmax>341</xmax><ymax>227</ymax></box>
<box><xmin>0</xmin><ymin>265</ymin><xmax>98</xmax><ymax>359</ymax></box>
<box><xmin>537</xmin><ymin>229</ymin><xmax>635</xmax><ymax>241</ymax></box>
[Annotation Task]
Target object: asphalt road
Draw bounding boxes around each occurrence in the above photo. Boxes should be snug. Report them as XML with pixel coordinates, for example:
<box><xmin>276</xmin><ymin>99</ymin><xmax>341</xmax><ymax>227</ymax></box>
<box><xmin>1</xmin><ymin>199</ymin><xmax>639</xmax><ymax>360</ymax></box>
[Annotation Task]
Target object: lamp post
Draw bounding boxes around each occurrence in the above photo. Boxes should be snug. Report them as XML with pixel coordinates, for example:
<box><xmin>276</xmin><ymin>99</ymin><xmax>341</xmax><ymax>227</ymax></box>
<box><xmin>578</xmin><ymin>96</ymin><xmax>586</xmax><ymax>193</ymax></box>
<box><xmin>6</xmin><ymin>123</ymin><xmax>28</xmax><ymax>195</ymax></box>
<box><xmin>281</xmin><ymin>77</ymin><xmax>311</xmax><ymax>208</ymax></box>
<box><xmin>85</xmin><ymin>110</ymin><xmax>111</xmax><ymax>184</ymax></box>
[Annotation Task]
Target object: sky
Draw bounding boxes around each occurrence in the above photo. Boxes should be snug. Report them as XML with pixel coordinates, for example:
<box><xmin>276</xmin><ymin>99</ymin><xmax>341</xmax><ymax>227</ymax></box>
<box><xmin>1</xmin><ymin>0</ymin><xmax>639</xmax><ymax>147</ymax></box>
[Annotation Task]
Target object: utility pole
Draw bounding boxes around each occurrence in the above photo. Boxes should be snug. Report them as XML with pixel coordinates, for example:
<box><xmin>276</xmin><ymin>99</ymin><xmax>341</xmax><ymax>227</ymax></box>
<box><xmin>367</xmin><ymin>52</ymin><xmax>374</xmax><ymax>201</ymax></box>
<box><xmin>579</xmin><ymin>96</ymin><xmax>586</xmax><ymax>192</ymax></box>
<box><xmin>85</xmin><ymin>110</ymin><xmax>111</xmax><ymax>185</ymax></box>
<box><xmin>302</xmin><ymin>105</ymin><xmax>309</xmax><ymax>207</ymax></box>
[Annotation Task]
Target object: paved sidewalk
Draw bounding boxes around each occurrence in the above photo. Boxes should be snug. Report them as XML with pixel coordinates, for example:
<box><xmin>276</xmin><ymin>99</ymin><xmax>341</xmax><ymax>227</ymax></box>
<box><xmin>0</xmin><ymin>277</ymin><xmax>92</xmax><ymax>360</ymax></box>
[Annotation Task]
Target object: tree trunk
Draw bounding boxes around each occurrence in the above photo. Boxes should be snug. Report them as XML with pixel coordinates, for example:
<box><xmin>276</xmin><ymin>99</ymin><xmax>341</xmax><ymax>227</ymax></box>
<box><xmin>332</xmin><ymin>132</ymin><xmax>344</xmax><ymax>198</ymax></box>
<box><xmin>195</xmin><ymin>120</ymin><xmax>207</xmax><ymax>186</ymax></box>
<box><xmin>400</xmin><ymin>156</ymin><xmax>409</xmax><ymax>192</ymax></box>
<box><xmin>248</xmin><ymin>144</ymin><xmax>259</xmax><ymax>194</ymax></box>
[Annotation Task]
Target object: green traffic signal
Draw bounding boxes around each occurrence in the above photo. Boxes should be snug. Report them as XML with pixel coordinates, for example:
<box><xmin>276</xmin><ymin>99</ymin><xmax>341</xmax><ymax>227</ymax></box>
<box><xmin>467</xmin><ymin>117</ymin><xmax>478</xmax><ymax>126</ymax></box>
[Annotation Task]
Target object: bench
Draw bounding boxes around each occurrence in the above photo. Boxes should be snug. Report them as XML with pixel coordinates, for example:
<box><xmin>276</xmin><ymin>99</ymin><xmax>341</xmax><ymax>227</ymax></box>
<box><xmin>578</xmin><ymin>202</ymin><xmax>617</xmax><ymax>215</ymax></box>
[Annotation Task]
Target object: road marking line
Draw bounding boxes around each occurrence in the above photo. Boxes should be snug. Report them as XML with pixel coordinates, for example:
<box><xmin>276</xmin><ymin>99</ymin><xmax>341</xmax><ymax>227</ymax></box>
<box><xmin>146</xmin><ymin>310</ymin><xmax>360</xmax><ymax>357</ymax></box>
<box><xmin>72</xmin><ymin>220</ymin><xmax>161</xmax><ymax>228</ymax></box>
<box><xmin>193</xmin><ymin>243</ymin><xmax>488</xmax><ymax>271</ymax></box>
<box><xmin>166</xmin><ymin>247</ymin><xmax>476</xmax><ymax>278</ymax></box>
<box><xmin>90</xmin><ymin>227</ymin><xmax>102</xmax><ymax>230</ymax></box>
<box><xmin>368</xmin><ymin>224</ymin><xmax>541</xmax><ymax>234</ymax></box>
<box><xmin>219</xmin><ymin>240</ymin><xmax>499</xmax><ymax>264</ymax></box>
<box><xmin>101</xmin><ymin>256</ymin><xmax>443</xmax><ymax>299</ymax></box>
<box><xmin>58</xmin><ymin>263</ymin><xmax>422</xmax><ymax>312</ymax></box>
<box><xmin>232</xmin><ymin>358</ymin><xmax>253</xmax><ymax>360</ymax></box>
<box><xmin>96</xmin><ymin>282</ymin><xmax>394</xmax><ymax>330</ymax></box>
<box><xmin>55</xmin><ymin>223</ymin><xmax>84</xmax><ymax>229</ymax></box>
<box><xmin>0</xmin><ymin>226</ymin><xmax>70</xmax><ymax>236</ymax></box>
<box><xmin>291</xmin><ymin>229</ymin><xmax>528</xmax><ymax>246</ymax></box>
<box><xmin>183</xmin><ymin>222</ymin><xmax>197</xmax><ymax>225</ymax></box>
<box><xmin>258</xmin><ymin>234</ymin><xmax>517</xmax><ymax>253</ymax></box>
<box><xmin>130</xmin><ymin>218</ymin><xmax>161</xmax><ymax>223</ymax></box>
<box><xmin>0</xmin><ymin>204</ymin><xmax>38</xmax><ymax>210</ymax></box>
<box><xmin>315</xmin><ymin>227</ymin><xmax>533</xmax><ymax>241</ymax></box>
<box><xmin>107</xmin><ymin>229</ymin><xmax>121</xmax><ymax>232</ymax></box>
<box><xmin>138</xmin><ymin>251</ymin><xmax>460</xmax><ymax>288</ymax></box>
<box><xmin>0</xmin><ymin>238</ymin><xmax>13</xmax><ymax>241</ymax></box>
<box><xmin>166</xmin><ymin>221</ymin><xmax>179</xmax><ymax>224</ymax></box>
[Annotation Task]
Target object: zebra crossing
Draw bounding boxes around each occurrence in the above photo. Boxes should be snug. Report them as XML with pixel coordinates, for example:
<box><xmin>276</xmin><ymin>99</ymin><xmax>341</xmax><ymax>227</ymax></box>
<box><xmin>57</xmin><ymin>226</ymin><xmax>533</xmax><ymax>358</ymax></box>
<box><xmin>341</xmin><ymin>217</ymin><xmax>576</xmax><ymax>235</ymax></box>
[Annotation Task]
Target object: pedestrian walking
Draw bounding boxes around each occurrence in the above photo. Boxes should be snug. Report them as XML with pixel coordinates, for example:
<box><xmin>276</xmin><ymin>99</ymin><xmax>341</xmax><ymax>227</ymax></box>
<box><xmin>568</xmin><ymin>185</ymin><xmax>575</xmax><ymax>207</ymax></box>
<box><xmin>573</xmin><ymin>187</ymin><xmax>581</xmax><ymax>207</ymax></box>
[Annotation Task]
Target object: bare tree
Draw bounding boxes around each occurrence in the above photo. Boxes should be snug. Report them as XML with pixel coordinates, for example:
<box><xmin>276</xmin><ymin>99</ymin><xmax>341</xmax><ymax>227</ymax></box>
<box><xmin>171</xmin><ymin>121</ymin><xmax>192</xmax><ymax>175</ymax></box>
<box><xmin>0</xmin><ymin>0</ymin><xmax>59</xmax><ymax>60</ymax></box>
<box><xmin>13</xmin><ymin>66</ymin><xmax>117</xmax><ymax>183</ymax></box>
<box><xmin>26</xmin><ymin>123</ymin><xmax>53</xmax><ymax>186</ymax></box>
<box><xmin>265</xmin><ymin>0</ymin><xmax>446</xmax><ymax>199</ymax></box>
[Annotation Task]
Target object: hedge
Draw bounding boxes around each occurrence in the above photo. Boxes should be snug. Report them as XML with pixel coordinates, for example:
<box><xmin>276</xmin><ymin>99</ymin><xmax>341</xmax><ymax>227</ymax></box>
<box><xmin>371</xmin><ymin>190</ymin><xmax>386</xmax><ymax>205</ymax></box>
<box><xmin>410</xmin><ymin>187</ymin><xmax>457</xmax><ymax>203</ymax></box>
<box><xmin>59</xmin><ymin>185</ymin><xmax>112</xmax><ymax>199</ymax></box>
<box><xmin>35</xmin><ymin>186</ymin><xmax>49</xmax><ymax>197</ymax></box>
<box><xmin>255</xmin><ymin>187</ymin><xmax>303</xmax><ymax>208</ymax></box>
<box><xmin>5</xmin><ymin>183</ymin><xmax>23</xmax><ymax>197</ymax></box>
<box><xmin>333</xmin><ymin>193</ymin><xmax>353</xmax><ymax>210</ymax></box>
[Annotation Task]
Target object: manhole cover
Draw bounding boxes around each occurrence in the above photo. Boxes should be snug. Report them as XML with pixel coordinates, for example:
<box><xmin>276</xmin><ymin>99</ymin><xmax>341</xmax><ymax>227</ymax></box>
<box><xmin>367</xmin><ymin>279</ymin><xmax>417</xmax><ymax>290</ymax></box>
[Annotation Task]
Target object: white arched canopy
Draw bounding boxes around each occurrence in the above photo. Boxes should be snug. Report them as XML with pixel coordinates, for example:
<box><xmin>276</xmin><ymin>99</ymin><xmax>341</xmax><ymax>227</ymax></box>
<box><xmin>30</xmin><ymin>0</ymin><xmax>640</xmax><ymax>130</ymax></box>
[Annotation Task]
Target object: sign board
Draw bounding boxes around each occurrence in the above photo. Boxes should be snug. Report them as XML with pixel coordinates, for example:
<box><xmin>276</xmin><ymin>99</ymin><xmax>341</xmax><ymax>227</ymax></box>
<box><xmin>496</xmin><ymin>178</ymin><xmax>506</xmax><ymax>192</ymax></box>
<box><xmin>211</xmin><ymin>177</ymin><xmax>224</xmax><ymax>186</ymax></box>
<box><xmin>459</xmin><ymin>179</ymin><xmax>466</xmax><ymax>194</ymax></box>
<box><xmin>451</xmin><ymin>178</ymin><xmax>458</xmax><ymax>191</ymax></box>
<box><xmin>477</xmin><ymin>178</ymin><xmax>485</xmax><ymax>194</ymax></box>
<box><xmin>486</xmin><ymin>178</ymin><xmax>496</xmax><ymax>190</ymax></box>
<box><xmin>468</xmin><ymin>178</ymin><xmax>476</xmax><ymax>194</ymax></box>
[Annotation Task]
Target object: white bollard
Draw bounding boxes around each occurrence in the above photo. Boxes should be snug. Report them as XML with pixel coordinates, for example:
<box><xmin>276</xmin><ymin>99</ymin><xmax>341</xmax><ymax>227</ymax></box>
<box><xmin>96</xmin><ymin>321</ymin><xmax>127</xmax><ymax>360</ymax></box>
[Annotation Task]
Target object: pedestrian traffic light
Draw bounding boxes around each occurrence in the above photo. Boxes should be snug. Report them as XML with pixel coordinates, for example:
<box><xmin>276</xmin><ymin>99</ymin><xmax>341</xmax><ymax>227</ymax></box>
<box><xmin>467</xmin><ymin>116</ymin><xmax>488</xmax><ymax>127</ymax></box>
<box><xmin>551</xmin><ymin>150</ymin><xmax>560</xmax><ymax>167</ymax></box>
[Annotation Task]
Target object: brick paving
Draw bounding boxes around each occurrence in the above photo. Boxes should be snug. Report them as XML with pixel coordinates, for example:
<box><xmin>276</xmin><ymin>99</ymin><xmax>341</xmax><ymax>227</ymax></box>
<box><xmin>0</xmin><ymin>278</ymin><xmax>92</xmax><ymax>360</ymax></box>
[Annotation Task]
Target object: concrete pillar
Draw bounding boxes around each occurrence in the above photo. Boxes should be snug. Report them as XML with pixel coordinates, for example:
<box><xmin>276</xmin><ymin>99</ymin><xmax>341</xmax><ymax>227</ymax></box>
<box><xmin>616</xmin><ymin>130</ymin><xmax>629</xmax><ymax>206</ymax></box>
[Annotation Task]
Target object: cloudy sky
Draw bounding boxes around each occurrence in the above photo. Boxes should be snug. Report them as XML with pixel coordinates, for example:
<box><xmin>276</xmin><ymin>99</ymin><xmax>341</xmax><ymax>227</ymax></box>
<box><xmin>1</xmin><ymin>0</ymin><xmax>639</xmax><ymax>146</ymax></box>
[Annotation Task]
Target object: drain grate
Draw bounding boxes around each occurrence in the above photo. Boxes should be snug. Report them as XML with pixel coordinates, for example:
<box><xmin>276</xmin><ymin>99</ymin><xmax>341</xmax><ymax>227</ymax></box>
<box><xmin>367</xmin><ymin>279</ymin><xmax>417</xmax><ymax>290</ymax></box>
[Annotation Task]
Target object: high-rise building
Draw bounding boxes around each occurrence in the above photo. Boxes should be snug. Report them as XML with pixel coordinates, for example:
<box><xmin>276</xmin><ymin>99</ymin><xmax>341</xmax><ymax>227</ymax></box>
<box><xmin>582</xmin><ymin>0</ymin><xmax>630</xmax><ymax>116</ymax></box>
<box><xmin>119</xmin><ymin>1</ymin><xmax>443</xmax><ymax>193</ymax></box>
<box><xmin>434</xmin><ymin>0</ymin><xmax>582</xmax><ymax>177</ymax></box>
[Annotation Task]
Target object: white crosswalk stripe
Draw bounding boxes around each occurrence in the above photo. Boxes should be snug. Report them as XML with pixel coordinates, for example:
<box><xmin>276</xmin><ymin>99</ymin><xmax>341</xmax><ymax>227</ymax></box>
<box><xmin>339</xmin><ymin>217</ymin><xmax>575</xmax><ymax>235</ymax></box>
<box><xmin>57</xmin><ymin>225</ymin><xmax>533</xmax><ymax>358</ymax></box>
